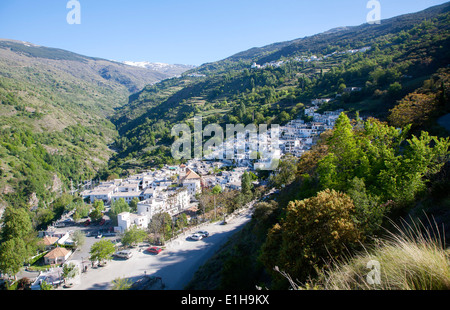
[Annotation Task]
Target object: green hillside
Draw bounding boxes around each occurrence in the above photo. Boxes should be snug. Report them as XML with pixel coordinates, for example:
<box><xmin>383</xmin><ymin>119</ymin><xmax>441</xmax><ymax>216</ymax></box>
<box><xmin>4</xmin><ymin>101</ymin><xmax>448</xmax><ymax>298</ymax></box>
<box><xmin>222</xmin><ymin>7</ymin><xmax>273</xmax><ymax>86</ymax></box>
<box><xmin>0</xmin><ymin>39</ymin><xmax>189</xmax><ymax>225</ymax></box>
<box><xmin>108</xmin><ymin>3</ymin><xmax>450</xmax><ymax>290</ymax></box>
<box><xmin>0</xmin><ymin>2</ymin><xmax>449</xmax><ymax>291</ymax></box>
<box><xmin>107</xmin><ymin>2</ymin><xmax>450</xmax><ymax>176</ymax></box>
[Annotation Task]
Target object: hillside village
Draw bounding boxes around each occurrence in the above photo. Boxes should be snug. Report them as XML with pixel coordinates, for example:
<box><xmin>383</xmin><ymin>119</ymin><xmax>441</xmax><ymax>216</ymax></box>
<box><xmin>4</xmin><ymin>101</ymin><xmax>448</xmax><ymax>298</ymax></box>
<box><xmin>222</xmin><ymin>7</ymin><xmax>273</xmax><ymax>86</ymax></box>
<box><xmin>80</xmin><ymin>101</ymin><xmax>344</xmax><ymax>233</ymax></box>
<box><xmin>251</xmin><ymin>46</ymin><xmax>371</xmax><ymax>69</ymax></box>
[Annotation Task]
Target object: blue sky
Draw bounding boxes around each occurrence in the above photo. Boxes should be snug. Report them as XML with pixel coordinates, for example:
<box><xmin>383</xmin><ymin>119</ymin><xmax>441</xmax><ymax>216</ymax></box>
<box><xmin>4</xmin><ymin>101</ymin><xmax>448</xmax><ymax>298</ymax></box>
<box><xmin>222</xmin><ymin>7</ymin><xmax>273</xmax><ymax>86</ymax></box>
<box><xmin>0</xmin><ymin>0</ymin><xmax>448</xmax><ymax>65</ymax></box>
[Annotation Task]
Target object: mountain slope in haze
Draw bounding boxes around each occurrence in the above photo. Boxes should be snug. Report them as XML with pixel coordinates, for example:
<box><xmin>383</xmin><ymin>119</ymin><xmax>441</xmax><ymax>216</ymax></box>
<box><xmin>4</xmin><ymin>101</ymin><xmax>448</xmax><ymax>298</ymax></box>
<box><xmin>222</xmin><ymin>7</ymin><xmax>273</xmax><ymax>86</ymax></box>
<box><xmin>0</xmin><ymin>39</ymin><xmax>192</xmax><ymax>97</ymax></box>
<box><xmin>0</xmin><ymin>39</ymin><xmax>193</xmax><ymax>221</ymax></box>
<box><xmin>122</xmin><ymin>61</ymin><xmax>196</xmax><ymax>76</ymax></box>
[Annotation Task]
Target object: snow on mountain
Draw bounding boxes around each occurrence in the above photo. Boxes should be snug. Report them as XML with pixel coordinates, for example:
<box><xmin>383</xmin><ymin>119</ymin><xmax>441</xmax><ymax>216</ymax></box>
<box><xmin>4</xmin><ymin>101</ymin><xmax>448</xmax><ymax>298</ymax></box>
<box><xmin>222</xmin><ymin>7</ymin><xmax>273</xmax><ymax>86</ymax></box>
<box><xmin>122</xmin><ymin>61</ymin><xmax>196</xmax><ymax>72</ymax></box>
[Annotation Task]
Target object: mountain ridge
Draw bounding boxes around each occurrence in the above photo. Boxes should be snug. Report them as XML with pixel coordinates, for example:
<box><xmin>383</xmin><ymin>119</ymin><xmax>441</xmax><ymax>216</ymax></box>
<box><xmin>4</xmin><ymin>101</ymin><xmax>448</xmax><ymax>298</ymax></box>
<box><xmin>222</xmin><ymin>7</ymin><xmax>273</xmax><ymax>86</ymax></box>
<box><xmin>107</xmin><ymin>1</ymin><xmax>450</xmax><ymax>174</ymax></box>
<box><xmin>205</xmin><ymin>2</ymin><xmax>450</xmax><ymax>66</ymax></box>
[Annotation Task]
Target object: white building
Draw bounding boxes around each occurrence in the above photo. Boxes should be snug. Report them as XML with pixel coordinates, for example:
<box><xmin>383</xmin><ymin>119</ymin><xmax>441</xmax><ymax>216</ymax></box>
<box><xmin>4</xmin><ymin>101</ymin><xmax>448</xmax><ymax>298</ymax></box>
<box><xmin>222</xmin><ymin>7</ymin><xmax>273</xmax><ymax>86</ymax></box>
<box><xmin>137</xmin><ymin>197</ymin><xmax>165</xmax><ymax>219</ymax></box>
<box><xmin>110</xmin><ymin>190</ymin><xmax>142</xmax><ymax>204</ymax></box>
<box><xmin>116</xmin><ymin>212</ymin><xmax>149</xmax><ymax>233</ymax></box>
<box><xmin>180</xmin><ymin>168</ymin><xmax>202</xmax><ymax>196</ymax></box>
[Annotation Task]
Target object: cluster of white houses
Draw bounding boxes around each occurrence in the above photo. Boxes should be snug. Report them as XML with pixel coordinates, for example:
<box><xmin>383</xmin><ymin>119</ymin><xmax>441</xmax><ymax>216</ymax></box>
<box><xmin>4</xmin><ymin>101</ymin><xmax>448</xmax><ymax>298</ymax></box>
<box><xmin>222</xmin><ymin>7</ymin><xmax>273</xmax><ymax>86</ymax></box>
<box><xmin>251</xmin><ymin>46</ymin><xmax>371</xmax><ymax>70</ymax></box>
<box><xmin>81</xmin><ymin>162</ymin><xmax>249</xmax><ymax>233</ymax></box>
<box><xmin>279</xmin><ymin>104</ymin><xmax>344</xmax><ymax>158</ymax></box>
<box><xmin>81</xmin><ymin>101</ymin><xmax>344</xmax><ymax>233</ymax></box>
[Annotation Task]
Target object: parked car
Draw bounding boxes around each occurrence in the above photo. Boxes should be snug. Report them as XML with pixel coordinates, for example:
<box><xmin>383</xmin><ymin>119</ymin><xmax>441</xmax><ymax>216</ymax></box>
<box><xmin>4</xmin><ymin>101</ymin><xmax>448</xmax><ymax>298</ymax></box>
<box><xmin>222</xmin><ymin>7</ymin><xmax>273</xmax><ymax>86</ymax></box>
<box><xmin>84</xmin><ymin>219</ymin><xmax>91</xmax><ymax>226</ymax></box>
<box><xmin>99</xmin><ymin>218</ymin><xmax>106</xmax><ymax>226</ymax></box>
<box><xmin>146</xmin><ymin>247</ymin><xmax>162</xmax><ymax>254</ymax></box>
<box><xmin>96</xmin><ymin>233</ymin><xmax>102</xmax><ymax>239</ymax></box>
<box><xmin>196</xmin><ymin>230</ymin><xmax>209</xmax><ymax>238</ymax></box>
<box><xmin>188</xmin><ymin>233</ymin><xmax>203</xmax><ymax>241</ymax></box>
<box><xmin>114</xmin><ymin>250</ymin><xmax>133</xmax><ymax>259</ymax></box>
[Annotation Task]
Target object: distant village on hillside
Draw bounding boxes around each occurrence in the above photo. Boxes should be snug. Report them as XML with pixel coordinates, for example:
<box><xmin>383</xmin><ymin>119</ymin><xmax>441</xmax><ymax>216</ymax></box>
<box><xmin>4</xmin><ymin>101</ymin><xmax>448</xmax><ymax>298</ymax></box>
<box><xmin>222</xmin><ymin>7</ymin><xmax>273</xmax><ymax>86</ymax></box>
<box><xmin>251</xmin><ymin>46</ymin><xmax>372</xmax><ymax>69</ymax></box>
<box><xmin>80</xmin><ymin>100</ymin><xmax>345</xmax><ymax>234</ymax></box>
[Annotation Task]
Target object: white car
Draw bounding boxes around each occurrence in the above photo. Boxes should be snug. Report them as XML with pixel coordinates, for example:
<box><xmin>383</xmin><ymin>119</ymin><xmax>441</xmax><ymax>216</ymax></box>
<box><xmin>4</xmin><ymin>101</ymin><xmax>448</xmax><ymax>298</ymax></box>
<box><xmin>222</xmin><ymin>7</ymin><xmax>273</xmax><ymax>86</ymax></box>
<box><xmin>189</xmin><ymin>233</ymin><xmax>203</xmax><ymax>241</ymax></box>
<box><xmin>196</xmin><ymin>230</ymin><xmax>209</xmax><ymax>238</ymax></box>
<box><xmin>114</xmin><ymin>250</ymin><xmax>133</xmax><ymax>259</ymax></box>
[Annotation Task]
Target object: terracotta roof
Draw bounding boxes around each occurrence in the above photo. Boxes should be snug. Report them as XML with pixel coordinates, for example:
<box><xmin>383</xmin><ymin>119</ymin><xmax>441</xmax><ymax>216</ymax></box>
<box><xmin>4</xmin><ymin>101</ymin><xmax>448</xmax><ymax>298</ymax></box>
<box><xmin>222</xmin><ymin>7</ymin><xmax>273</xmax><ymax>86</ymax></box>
<box><xmin>44</xmin><ymin>247</ymin><xmax>71</xmax><ymax>259</ymax></box>
<box><xmin>42</xmin><ymin>236</ymin><xmax>59</xmax><ymax>246</ymax></box>
<box><xmin>183</xmin><ymin>168</ymin><xmax>201</xmax><ymax>180</ymax></box>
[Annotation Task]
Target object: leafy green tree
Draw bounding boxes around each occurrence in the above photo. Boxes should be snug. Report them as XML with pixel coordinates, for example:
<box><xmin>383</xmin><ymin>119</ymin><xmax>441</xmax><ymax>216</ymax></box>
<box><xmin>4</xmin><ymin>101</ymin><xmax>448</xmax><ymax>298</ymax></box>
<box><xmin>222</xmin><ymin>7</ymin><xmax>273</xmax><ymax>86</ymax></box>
<box><xmin>0</xmin><ymin>207</ymin><xmax>33</xmax><ymax>241</ymax></box>
<box><xmin>111</xmin><ymin>277</ymin><xmax>132</xmax><ymax>290</ymax></box>
<box><xmin>129</xmin><ymin>197</ymin><xmax>140</xmax><ymax>212</ymax></box>
<box><xmin>278</xmin><ymin>111</ymin><xmax>291</xmax><ymax>124</ymax></box>
<box><xmin>176</xmin><ymin>213</ymin><xmax>188</xmax><ymax>231</ymax></box>
<box><xmin>72</xmin><ymin>202</ymin><xmax>90</xmax><ymax>221</ymax></box>
<box><xmin>148</xmin><ymin>212</ymin><xmax>172</xmax><ymax>244</ymax></box>
<box><xmin>347</xmin><ymin>177</ymin><xmax>384</xmax><ymax>236</ymax></box>
<box><xmin>212</xmin><ymin>184</ymin><xmax>222</xmax><ymax>194</ymax></box>
<box><xmin>62</xmin><ymin>263</ymin><xmax>79</xmax><ymax>285</ymax></box>
<box><xmin>0</xmin><ymin>238</ymin><xmax>28</xmax><ymax>277</ymax></box>
<box><xmin>241</xmin><ymin>171</ymin><xmax>253</xmax><ymax>196</ymax></box>
<box><xmin>89</xmin><ymin>239</ymin><xmax>115</xmax><ymax>264</ymax></box>
<box><xmin>110</xmin><ymin>198</ymin><xmax>131</xmax><ymax>223</ymax></box>
<box><xmin>40</xmin><ymin>281</ymin><xmax>53</xmax><ymax>290</ymax></box>
<box><xmin>89</xmin><ymin>199</ymin><xmax>105</xmax><ymax>222</ymax></box>
<box><xmin>269</xmin><ymin>155</ymin><xmax>298</xmax><ymax>189</ymax></box>
<box><xmin>317</xmin><ymin>113</ymin><xmax>450</xmax><ymax>207</ymax></box>
<box><xmin>121</xmin><ymin>226</ymin><xmax>148</xmax><ymax>247</ymax></box>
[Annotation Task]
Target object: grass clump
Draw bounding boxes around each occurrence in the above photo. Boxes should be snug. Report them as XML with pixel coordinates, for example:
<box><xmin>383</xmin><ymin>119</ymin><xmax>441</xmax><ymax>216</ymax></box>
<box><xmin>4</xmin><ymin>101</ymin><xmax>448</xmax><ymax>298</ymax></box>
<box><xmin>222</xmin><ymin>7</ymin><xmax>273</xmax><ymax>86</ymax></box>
<box><xmin>298</xmin><ymin>218</ymin><xmax>450</xmax><ymax>290</ymax></box>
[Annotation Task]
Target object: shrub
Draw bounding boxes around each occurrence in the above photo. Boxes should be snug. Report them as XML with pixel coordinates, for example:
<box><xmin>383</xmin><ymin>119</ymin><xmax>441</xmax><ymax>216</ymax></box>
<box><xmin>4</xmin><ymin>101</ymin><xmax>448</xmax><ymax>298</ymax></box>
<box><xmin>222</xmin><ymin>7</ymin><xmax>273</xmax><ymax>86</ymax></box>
<box><xmin>261</xmin><ymin>189</ymin><xmax>361</xmax><ymax>287</ymax></box>
<box><xmin>307</xmin><ymin>219</ymin><xmax>450</xmax><ymax>290</ymax></box>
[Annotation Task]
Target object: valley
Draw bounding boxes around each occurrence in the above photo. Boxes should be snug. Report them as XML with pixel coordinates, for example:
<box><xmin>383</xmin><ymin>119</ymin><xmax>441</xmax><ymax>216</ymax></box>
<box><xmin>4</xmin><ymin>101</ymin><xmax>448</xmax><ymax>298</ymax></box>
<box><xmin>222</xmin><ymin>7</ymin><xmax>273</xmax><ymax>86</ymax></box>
<box><xmin>0</xmin><ymin>1</ymin><xmax>449</xmax><ymax>293</ymax></box>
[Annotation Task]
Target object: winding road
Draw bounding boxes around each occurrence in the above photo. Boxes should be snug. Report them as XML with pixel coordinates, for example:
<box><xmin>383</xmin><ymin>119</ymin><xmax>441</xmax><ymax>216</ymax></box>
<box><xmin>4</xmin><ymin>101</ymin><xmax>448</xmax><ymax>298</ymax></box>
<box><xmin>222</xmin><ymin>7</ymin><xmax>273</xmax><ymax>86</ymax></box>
<box><xmin>67</xmin><ymin>206</ymin><xmax>254</xmax><ymax>290</ymax></box>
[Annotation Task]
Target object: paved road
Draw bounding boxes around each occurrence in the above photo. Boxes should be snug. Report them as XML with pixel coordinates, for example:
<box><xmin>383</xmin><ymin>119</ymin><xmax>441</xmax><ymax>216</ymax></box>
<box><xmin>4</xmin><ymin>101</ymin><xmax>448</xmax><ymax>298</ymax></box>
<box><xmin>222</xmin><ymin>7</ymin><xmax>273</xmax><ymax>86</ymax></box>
<box><xmin>67</xmin><ymin>206</ymin><xmax>254</xmax><ymax>290</ymax></box>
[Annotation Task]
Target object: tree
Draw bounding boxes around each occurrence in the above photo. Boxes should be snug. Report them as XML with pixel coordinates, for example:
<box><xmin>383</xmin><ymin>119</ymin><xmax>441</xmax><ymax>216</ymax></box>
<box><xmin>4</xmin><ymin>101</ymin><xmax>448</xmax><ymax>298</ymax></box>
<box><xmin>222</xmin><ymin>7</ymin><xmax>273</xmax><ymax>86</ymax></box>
<box><xmin>388</xmin><ymin>92</ymin><xmax>437</xmax><ymax>128</ymax></box>
<box><xmin>347</xmin><ymin>177</ymin><xmax>384</xmax><ymax>236</ymax></box>
<box><xmin>72</xmin><ymin>230</ymin><xmax>86</xmax><ymax>249</ymax></box>
<box><xmin>317</xmin><ymin>113</ymin><xmax>360</xmax><ymax>191</ymax></box>
<box><xmin>211</xmin><ymin>184</ymin><xmax>222</xmax><ymax>195</ymax></box>
<box><xmin>261</xmin><ymin>189</ymin><xmax>361</xmax><ymax>287</ymax></box>
<box><xmin>89</xmin><ymin>239</ymin><xmax>115</xmax><ymax>264</ymax></box>
<box><xmin>89</xmin><ymin>199</ymin><xmax>105</xmax><ymax>222</ymax></box>
<box><xmin>176</xmin><ymin>213</ymin><xmax>188</xmax><ymax>231</ymax></box>
<box><xmin>278</xmin><ymin>111</ymin><xmax>291</xmax><ymax>124</ymax></box>
<box><xmin>111</xmin><ymin>277</ymin><xmax>132</xmax><ymax>290</ymax></box>
<box><xmin>0</xmin><ymin>207</ymin><xmax>33</xmax><ymax>241</ymax></box>
<box><xmin>110</xmin><ymin>198</ymin><xmax>131</xmax><ymax>223</ymax></box>
<box><xmin>388</xmin><ymin>81</ymin><xmax>402</xmax><ymax>98</ymax></box>
<box><xmin>0</xmin><ymin>206</ymin><xmax>35</xmax><ymax>278</ymax></box>
<box><xmin>72</xmin><ymin>202</ymin><xmax>90</xmax><ymax>221</ymax></box>
<box><xmin>129</xmin><ymin>197</ymin><xmax>140</xmax><ymax>212</ymax></box>
<box><xmin>121</xmin><ymin>226</ymin><xmax>148</xmax><ymax>247</ymax></box>
<box><xmin>40</xmin><ymin>281</ymin><xmax>53</xmax><ymax>290</ymax></box>
<box><xmin>315</xmin><ymin>113</ymin><xmax>450</xmax><ymax>209</ymax></box>
<box><xmin>0</xmin><ymin>238</ymin><xmax>28</xmax><ymax>278</ymax></box>
<box><xmin>241</xmin><ymin>171</ymin><xmax>253</xmax><ymax>196</ymax></box>
<box><xmin>62</xmin><ymin>263</ymin><xmax>79</xmax><ymax>285</ymax></box>
<box><xmin>148</xmin><ymin>212</ymin><xmax>172</xmax><ymax>244</ymax></box>
<box><xmin>269</xmin><ymin>155</ymin><xmax>298</xmax><ymax>189</ymax></box>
